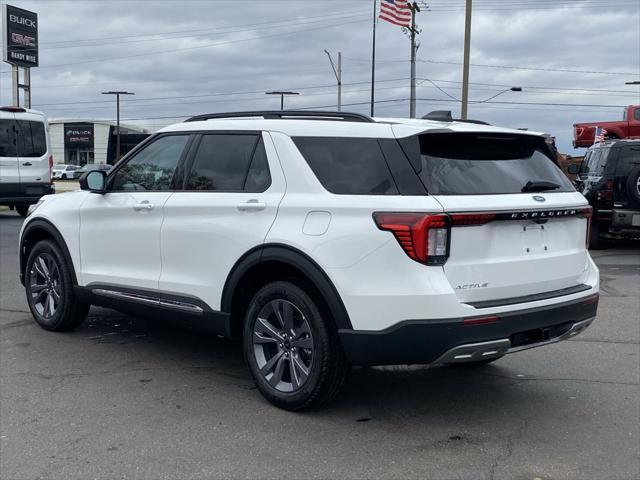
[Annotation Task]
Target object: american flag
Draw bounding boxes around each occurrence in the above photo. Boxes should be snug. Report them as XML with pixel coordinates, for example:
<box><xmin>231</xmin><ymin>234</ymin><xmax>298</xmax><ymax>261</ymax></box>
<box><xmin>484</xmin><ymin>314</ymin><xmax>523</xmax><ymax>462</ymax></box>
<box><xmin>594</xmin><ymin>126</ymin><xmax>607</xmax><ymax>144</ymax></box>
<box><xmin>379</xmin><ymin>0</ymin><xmax>412</xmax><ymax>27</ymax></box>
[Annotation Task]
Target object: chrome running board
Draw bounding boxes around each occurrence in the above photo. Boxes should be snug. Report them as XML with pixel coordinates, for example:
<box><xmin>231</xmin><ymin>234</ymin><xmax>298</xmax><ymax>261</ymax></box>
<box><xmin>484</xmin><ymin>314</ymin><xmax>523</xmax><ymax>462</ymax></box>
<box><xmin>92</xmin><ymin>288</ymin><xmax>204</xmax><ymax>315</ymax></box>
<box><xmin>434</xmin><ymin>317</ymin><xmax>595</xmax><ymax>364</ymax></box>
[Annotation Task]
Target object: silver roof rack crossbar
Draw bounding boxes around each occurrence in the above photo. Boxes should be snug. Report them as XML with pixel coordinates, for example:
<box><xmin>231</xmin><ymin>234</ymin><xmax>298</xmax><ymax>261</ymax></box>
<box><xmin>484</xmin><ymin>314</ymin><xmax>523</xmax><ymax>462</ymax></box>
<box><xmin>184</xmin><ymin>110</ymin><xmax>374</xmax><ymax>123</ymax></box>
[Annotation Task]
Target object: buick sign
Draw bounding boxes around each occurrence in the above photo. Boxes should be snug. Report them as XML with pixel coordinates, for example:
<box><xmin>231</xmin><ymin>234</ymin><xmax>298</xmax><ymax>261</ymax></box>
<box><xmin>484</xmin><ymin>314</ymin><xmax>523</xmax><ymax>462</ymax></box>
<box><xmin>2</xmin><ymin>4</ymin><xmax>38</xmax><ymax>67</ymax></box>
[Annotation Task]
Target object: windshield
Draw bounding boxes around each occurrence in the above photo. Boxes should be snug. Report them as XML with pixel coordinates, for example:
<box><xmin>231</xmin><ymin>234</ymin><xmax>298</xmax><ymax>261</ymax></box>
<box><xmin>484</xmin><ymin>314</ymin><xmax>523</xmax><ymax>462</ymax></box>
<box><xmin>398</xmin><ymin>132</ymin><xmax>574</xmax><ymax>195</ymax></box>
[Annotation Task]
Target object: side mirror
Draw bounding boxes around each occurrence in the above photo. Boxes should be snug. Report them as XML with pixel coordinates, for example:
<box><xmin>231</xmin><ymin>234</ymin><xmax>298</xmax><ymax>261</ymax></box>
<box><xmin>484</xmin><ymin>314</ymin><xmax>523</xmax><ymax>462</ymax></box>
<box><xmin>567</xmin><ymin>163</ymin><xmax>580</xmax><ymax>175</ymax></box>
<box><xmin>80</xmin><ymin>170</ymin><xmax>107</xmax><ymax>193</ymax></box>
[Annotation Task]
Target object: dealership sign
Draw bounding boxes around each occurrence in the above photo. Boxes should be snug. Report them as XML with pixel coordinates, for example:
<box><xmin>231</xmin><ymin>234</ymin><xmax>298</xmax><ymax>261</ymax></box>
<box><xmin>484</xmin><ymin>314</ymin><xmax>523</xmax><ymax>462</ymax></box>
<box><xmin>64</xmin><ymin>124</ymin><xmax>94</xmax><ymax>147</ymax></box>
<box><xmin>2</xmin><ymin>4</ymin><xmax>38</xmax><ymax>67</ymax></box>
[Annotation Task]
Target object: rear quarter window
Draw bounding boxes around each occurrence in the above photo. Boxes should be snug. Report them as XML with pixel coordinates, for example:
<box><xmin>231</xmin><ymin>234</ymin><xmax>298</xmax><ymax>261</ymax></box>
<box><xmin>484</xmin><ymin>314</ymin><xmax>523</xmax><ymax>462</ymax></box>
<box><xmin>616</xmin><ymin>146</ymin><xmax>640</xmax><ymax>176</ymax></box>
<box><xmin>292</xmin><ymin>137</ymin><xmax>398</xmax><ymax>195</ymax></box>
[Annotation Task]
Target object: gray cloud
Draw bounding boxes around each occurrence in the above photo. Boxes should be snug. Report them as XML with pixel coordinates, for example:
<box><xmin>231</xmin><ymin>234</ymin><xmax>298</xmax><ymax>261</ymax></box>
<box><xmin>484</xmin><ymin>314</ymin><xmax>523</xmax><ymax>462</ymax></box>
<box><xmin>3</xmin><ymin>0</ymin><xmax>639</xmax><ymax>152</ymax></box>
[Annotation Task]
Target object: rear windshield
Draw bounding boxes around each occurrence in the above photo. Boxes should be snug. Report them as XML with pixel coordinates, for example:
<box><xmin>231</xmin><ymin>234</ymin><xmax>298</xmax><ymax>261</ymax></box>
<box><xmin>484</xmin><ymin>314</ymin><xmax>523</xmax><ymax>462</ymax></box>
<box><xmin>0</xmin><ymin>119</ymin><xmax>16</xmax><ymax>157</ymax></box>
<box><xmin>398</xmin><ymin>133</ymin><xmax>574</xmax><ymax>195</ymax></box>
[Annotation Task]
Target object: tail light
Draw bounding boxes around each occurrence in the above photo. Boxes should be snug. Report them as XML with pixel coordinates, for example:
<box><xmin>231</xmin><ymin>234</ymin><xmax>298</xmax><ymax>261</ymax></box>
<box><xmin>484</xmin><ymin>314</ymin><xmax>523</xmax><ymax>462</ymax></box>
<box><xmin>373</xmin><ymin>212</ymin><xmax>450</xmax><ymax>265</ymax></box>
<box><xmin>578</xmin><ymin>206</ymin><xmax>593</xmax><ymax>248</ymax></box>
<box><xmin>596</xmin><ymin>179</ymin><xmax>614</xmax><ymax>204</ymax></box>
<box><xmin>48</xmin><ymin>155</ymin><xmax>53</xmax><ymax>183</ymax></box>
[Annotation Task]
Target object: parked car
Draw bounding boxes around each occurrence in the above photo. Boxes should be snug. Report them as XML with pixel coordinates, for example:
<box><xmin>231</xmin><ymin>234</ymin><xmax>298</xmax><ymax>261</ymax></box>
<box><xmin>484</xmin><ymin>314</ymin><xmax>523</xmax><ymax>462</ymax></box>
<box><xmin>0</xmin><ymin>106</ymin><xmax>54</xmax><ymax>217</ymax></box>
<box><xmin>52</xmin><ymin>164</ymin><xmax>80</xmax><ymax>180</ymax></box>
<box><xmin>571</xmin><ymin>139</ymin><xmax>640</xmax><ymax>247</ymax></box>
<box><xmin>573</xmin><ymin>105</ymin><xmax>640</xmax><ymax>148</ymax></box>
<box><xmin>72</xmin><ymin>163</ymin><xmax>111</xmax><ymax>179</ymax></box>
<box><xmin>19</xmin><ymin>110</ymin><xmax>599</xmax><ymax>410</ymax></box>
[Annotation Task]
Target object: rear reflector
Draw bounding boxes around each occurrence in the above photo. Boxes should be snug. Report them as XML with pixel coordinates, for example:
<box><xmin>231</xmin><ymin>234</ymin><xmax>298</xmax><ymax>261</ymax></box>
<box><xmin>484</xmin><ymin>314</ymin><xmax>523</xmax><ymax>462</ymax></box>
<box><xmin>581</xmin><ymin>293</ymin><xmax>599</xmax><ymax>305</ymax></box>
<box><xmin>463</xmin><ymin>315</ymin><xmax>500</xmax><ymax>326</ymax></box>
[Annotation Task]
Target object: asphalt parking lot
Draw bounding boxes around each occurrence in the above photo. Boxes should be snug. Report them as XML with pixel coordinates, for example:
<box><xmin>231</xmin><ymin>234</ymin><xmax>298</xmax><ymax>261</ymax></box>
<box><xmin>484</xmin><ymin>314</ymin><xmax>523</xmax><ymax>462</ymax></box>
<box><xmin>1</xmin><ymin>210</ymin><xmax>638</xmax><ymax>480</ymax></box>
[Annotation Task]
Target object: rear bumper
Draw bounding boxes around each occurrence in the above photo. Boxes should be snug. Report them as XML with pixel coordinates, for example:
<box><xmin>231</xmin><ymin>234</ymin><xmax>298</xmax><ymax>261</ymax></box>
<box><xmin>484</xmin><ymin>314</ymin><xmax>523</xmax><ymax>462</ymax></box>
<box><xmin>338</xmin><ymin>294</ymin><xmax>598</xmax><ymax>366</ymax></box>
<box><xmin>611</xmin><ymin>209</ymin><xmax>640</xmax><ymax>231</ymax></box>
<box><xmin>0</xmin><ymin>182</ymin><xmax>54</xmax><ymax>204</ymax></box>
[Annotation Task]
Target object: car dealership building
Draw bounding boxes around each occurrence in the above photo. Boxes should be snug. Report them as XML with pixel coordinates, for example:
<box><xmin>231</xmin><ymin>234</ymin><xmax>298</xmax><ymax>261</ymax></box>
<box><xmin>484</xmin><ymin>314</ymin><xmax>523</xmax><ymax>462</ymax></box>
<box><xmin>49</xmin><ymin>119</ymin><xmax>149</xmax><ymax>165</ymax></box>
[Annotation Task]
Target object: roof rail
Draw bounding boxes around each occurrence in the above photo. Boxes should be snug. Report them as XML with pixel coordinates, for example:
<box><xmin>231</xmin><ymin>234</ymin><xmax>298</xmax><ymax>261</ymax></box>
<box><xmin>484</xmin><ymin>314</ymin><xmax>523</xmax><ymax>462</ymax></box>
<box><xmin>422</xmin><ymin>110</ymin><xmax>490</xmax><ymax>125</ymax></box>
<box><xmin>184</xmin><ymin>110</ymin><xmax>374</xmax><ymax>123</ymax></box>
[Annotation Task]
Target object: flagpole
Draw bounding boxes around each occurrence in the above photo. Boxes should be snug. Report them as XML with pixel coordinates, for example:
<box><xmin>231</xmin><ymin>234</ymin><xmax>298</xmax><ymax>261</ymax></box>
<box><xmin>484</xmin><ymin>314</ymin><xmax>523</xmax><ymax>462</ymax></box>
<box><xmin>409</xmin><ymin>3</ymin><xmax>419</xmax><ymax>118</ymax></box>
<box><xmin>370</xmin><ymin>0</ymin><xmax>377</xmax><ymax>117</ymax></box>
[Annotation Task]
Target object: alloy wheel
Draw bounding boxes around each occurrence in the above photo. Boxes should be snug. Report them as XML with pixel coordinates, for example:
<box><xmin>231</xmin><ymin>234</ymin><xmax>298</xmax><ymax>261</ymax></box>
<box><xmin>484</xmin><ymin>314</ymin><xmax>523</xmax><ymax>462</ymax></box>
<box><xmin>29</xmin><ymin>253</ymin><xmax>62</xmax><ymax>319</ymax></box>
<box><xmin>252</xmin><ymin>299</ymin><xmax>314</xmax><ymax>393</ymax></box>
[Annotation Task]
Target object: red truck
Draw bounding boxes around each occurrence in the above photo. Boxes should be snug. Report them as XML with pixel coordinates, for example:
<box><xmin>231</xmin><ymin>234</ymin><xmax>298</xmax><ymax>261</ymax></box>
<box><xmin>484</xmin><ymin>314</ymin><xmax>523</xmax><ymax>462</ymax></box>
<box><xmin>573</xmin><ymin>105</ymin><xmax>640</xmax><ymax>147</ymax></box>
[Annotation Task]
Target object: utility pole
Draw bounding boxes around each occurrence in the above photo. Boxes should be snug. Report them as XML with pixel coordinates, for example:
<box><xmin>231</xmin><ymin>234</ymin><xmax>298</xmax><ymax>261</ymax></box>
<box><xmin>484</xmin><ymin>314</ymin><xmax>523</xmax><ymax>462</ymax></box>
<box><xmin>265</xmin><ymin>91</ymin><xmax>300</xmax><ymax>110</ymax></box>
<box><xmin>460</xmin><ymin>0</ymin><xmax>472</xmax><ymax>120</ymax></box>
<box><xmin>409</xmin><ymin>2</ymin><xmax>420</xmax><ymax>118</ymax></box>
<box><xmin>101</xmin><ymin>91</ymin><xmax>135</xmax><ymax>162</ymax></box>
<box><xmin>370</xmin><ymin>0</ymin><xmax>377</xmax><ymax>116</ymax></box>
<box><xmin>324</xmin><ymin>50</ymin><xmax>342</xmax><ymax>111</ymax></box>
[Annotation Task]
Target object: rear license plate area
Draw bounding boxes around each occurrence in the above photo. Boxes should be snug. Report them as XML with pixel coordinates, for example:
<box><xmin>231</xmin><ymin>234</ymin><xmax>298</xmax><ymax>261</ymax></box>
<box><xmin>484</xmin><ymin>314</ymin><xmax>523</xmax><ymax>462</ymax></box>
<box><xmin>519</xmin><ymin>223</ymin><xmax>547</xmax><ymax>254</ymax></box>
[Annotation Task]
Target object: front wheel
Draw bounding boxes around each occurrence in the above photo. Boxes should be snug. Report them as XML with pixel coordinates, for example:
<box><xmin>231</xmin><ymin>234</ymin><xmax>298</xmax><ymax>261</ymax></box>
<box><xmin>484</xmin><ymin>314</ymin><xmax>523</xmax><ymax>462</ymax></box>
<box><xmin>25</xmin><ymin>240</ymin><xmax>89</xmax><ymax>331</ymax></box>
<box><xmin>243</xmin><ymin>281</ymin><xmax>349</xmax><ymax>411</ymax></box>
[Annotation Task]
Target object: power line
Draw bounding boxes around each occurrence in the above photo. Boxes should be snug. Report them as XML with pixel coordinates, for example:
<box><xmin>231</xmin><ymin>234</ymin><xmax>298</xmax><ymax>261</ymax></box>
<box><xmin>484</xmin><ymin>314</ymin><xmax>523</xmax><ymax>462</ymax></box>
<box><xmin>0</xmin><ymin>17</ymin><xmax>369</xmax><ymax>75</ymax></box>
<box><xmin>41</xmin><ymin>8</ymin><xmax>370</xmax><ymax>47</ymax></box>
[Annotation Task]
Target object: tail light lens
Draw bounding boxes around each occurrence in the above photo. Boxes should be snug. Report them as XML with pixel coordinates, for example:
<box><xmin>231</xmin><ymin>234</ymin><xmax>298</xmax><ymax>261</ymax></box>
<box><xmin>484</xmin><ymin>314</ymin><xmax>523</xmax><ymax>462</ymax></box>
<box><xmin>48</xmin><ymin>155</ymin><xmax>53</xmax><ymax>183</ymax></box>
<box><xmin>373</xmin><ymin>212</ymin><xmax>450</xmax><ymax>265</ymax></box>
<box><xmin>578</xmin><ymin>206</ymin><xmax>593</xmax><ymax>248</ymax></box>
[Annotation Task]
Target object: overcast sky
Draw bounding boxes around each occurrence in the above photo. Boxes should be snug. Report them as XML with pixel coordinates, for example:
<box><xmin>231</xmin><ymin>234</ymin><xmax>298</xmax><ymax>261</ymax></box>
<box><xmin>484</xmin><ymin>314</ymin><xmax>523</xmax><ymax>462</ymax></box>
<box><xmin>2</xmin><ymin>0</ymin><xmax>639</xmax><ymax>153</ymax></box>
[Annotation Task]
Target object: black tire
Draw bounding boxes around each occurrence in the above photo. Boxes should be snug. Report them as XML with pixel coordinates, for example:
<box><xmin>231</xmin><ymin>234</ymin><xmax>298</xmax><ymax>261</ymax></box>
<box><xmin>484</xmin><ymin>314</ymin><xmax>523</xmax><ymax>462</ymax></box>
<box><xmin>589</xmin><ymin>222</ymin><xmax>604</xmax><ymax>250</ymax></box>
<box><xmin>25</xmin><ymin>240</ymin><xmax>89</xmax><ymax>331</ymax></box>
<box><xmin>243</xmin><ymin>281</ymin><xmax>349</xmax><ymax>411</ymax></box>
<box><xmin>61</xmin><ymin>174</ymin><xmax>67</xmax><ymax>180</ymax></box>
<box><xmin>626</xmin><ymin>166</ymin><xmax>640</xmax><ymax>205</ymax></box>
<box><xmin>15</xmin><ymin>204</ymin><xmax>29</xmax><ymax>217</ymax></box>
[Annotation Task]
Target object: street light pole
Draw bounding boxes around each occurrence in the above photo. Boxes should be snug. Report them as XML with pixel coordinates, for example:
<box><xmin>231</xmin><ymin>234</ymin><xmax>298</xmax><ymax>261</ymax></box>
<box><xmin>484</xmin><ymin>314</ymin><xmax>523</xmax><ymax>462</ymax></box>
<box><xmin>101</xmin><ymin>91</ymin><xmax>134</xmax><ymax>162</ymax></box>
<box><xmin>265</xmin><ymin>91</ymin><xmax>300</xmax><ymax>110</ymax></box>
<box><xmin>324</xmin><ymin>49</ymin><xmax>342</xmax><ymax>111</ymax></box>
<box><xmin>460</xmin><ymin>0</ymin><xmax>472</xmax><ymax>120</ymax></box>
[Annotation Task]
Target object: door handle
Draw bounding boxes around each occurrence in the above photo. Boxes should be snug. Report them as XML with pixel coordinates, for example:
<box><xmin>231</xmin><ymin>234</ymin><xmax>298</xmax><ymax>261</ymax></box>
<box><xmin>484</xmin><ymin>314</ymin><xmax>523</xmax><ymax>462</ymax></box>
<box><xmin>237</xmin><ymin>199</ymin><xmax>266</xmax><ymax>212</ymax></box>
<box><xmin>22</xmin><ymin>162</ymin><xmax>32</xmax><ymax>166</ymax></box>
<box><xmin>133</xmin><ymin>201</ymin><xmax>154</xmax><ymax>211</ymax></box>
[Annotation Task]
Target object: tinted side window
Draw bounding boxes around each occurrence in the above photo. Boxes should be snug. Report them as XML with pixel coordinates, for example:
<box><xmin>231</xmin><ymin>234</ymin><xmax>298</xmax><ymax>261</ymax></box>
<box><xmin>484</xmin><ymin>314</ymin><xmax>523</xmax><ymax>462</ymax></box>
<box><xmin>16</xmin><ymin>120</ymin><xmax>47</xmax><ymax>157</ymax></box>
<box><xmin>616</xmin><ymin>146</ymin><xmax>640</xmax><ymax>176</ymax></box>
<box><xmin>244</xmin><ymin>138</ymin><xmax>271</xmax><ymax>192</ymax></box>
<box><xmin>186</xmin><ymin>134</ymin><xmax>268</xmax><ymax>192</ymax></box>
<box><xmin>0</xmin><ymin>120</ymin><xmax>16</xmax><ymax>157</ymax></box>
<box><xmin>292</xmin><ymin>137</ymin><xmax>398</xmax><ymax>195</ymax></box>
<box><xmin>634</xmin><ymin>109</ymin><xmax>640</xmax><ymax>121</ymax></box>
<box><xmin>110</xmin><ymin>135</ymin><xmax>188</xmax><ymax>191</ymax></box>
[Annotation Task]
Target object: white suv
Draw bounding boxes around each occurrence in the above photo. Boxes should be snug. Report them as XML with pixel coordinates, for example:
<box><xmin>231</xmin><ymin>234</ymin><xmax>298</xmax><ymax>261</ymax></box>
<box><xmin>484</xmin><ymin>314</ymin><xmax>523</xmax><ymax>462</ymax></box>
<box><xmin>19</xmin><ymin>111</ymin><xmax>599</xmax><ymax>410</ymax></box>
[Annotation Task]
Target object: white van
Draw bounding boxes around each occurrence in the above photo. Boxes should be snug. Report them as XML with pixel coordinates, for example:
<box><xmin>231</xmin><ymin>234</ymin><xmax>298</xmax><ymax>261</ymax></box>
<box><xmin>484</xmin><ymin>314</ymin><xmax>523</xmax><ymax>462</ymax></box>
<box><xmin>0</xmin><ymin>107</ymin><xmax>54</xmax><ymax>216</ymax></box>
